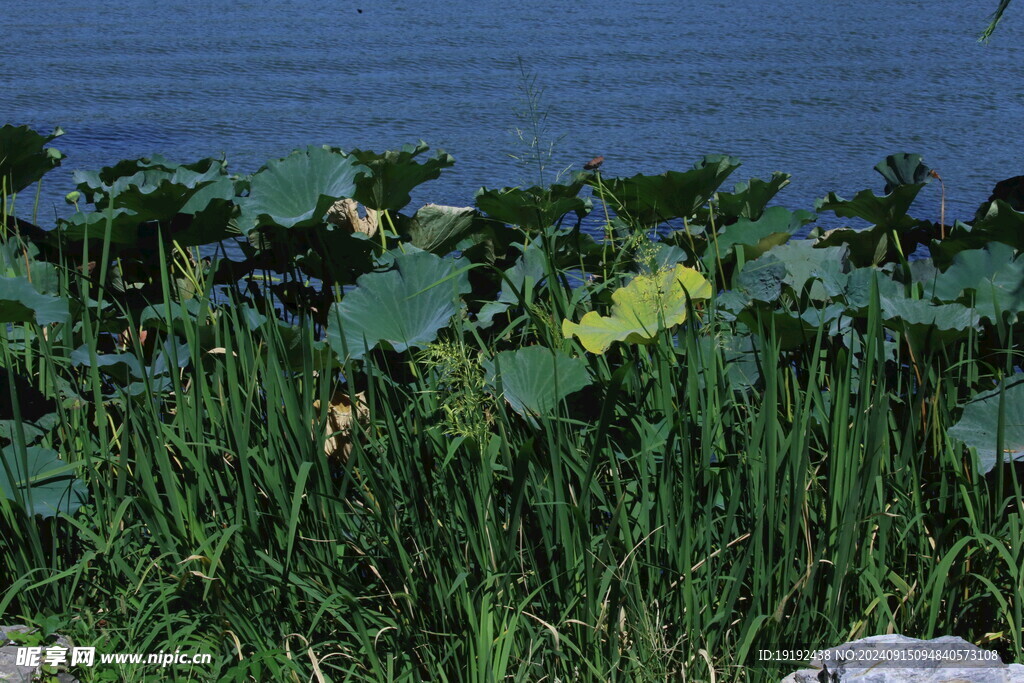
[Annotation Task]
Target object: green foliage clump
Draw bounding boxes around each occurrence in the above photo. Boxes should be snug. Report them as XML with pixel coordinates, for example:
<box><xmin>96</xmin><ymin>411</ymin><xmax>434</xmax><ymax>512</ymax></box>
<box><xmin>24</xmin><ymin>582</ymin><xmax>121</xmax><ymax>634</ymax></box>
<box><xmin>2</xmin><ymin>124</ymin><xmax>1024</xmax><ymax>681</ymax></box>
<box><xmin>418</xmin><ymin>339</ymin><xmax>495</xmax><ymax>442</ymax></box>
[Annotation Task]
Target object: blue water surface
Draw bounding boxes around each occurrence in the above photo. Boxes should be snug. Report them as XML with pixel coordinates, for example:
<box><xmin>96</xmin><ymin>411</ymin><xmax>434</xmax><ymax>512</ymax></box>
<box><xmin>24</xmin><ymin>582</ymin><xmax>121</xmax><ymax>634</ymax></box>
<box><xmin>2</xmin><ymin>0</ymin><xmax>1022</xmax><ymax>229</ymax></box>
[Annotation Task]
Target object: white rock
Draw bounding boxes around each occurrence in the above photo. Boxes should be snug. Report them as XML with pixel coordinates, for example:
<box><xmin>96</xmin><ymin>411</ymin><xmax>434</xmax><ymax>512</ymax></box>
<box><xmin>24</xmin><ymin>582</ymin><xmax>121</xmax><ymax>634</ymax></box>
<box><xmin>778</xmin><ymin>635</ymin><xmax>1024</xmax><ymax>683</ymax></box>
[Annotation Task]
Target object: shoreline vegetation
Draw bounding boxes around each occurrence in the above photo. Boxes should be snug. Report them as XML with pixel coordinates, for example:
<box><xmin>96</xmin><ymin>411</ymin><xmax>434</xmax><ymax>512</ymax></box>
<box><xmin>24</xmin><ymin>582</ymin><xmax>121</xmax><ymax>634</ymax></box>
<box><xmin>2</xmin><ymin>124</ymin><xmax>1023</xmax><ymax>681</ymax></box>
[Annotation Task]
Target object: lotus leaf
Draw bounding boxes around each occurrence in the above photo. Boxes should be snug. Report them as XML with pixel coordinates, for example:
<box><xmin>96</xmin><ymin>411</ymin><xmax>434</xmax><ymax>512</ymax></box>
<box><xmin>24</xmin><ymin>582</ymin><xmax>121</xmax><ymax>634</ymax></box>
<box><xmin>931</xmin><ymin>200</ymin><xmax>1024</xmax><ymax>266</ymax></box>
<box><xmin>714</xmin><ymin>172</ymin><xmax>791</xmax><ymax>221</ymax></box>
<box><xmin>69</xmin><ymin>346</ymin><xmax>145</xmax><ymax>383</ymax></box>
<box><xmin>0</xmin><ymin>445</ymin><xmax>86</xmax><ymax>517</ymax></box>
<box><xmin>327</xmin><ymin>248</ymin><xmax>471</xmax><ymax>361</ymax></box>
<box><xmin>483</xmin><ymin>346</ymin><xmax>591</xmax><ymax>420</ymax></box>
<box><xmin>0</xmin><ymin>414</ymin><xmax>57</xmax><ymax>449</ymax></box>
<box><xmin>881</xmin><ymin>296</ymin><xmax>978</xmax><ymax>330</ymax></box>
<box><xmin>924</xmin><ymin>243</ymin><xmax>1024</xmax><ymax>322</ymax></box>
<box><xmin>401</xmin><ymin>204</ymin><xmax>482</xmax><ymax>255</ymax></box>
<box><xmin>1</xmin><ymin>241</ymin><xmax>60</xmax><ymax>296</ymax></box>
<box><xmin>702</xmin><ymin>206</ymin><xmax>812</xmax><ymax>270</ymax></box>
<box><xmin>821</xmin><ymin>265</ymin><xmax>901</xmax><ymax>313</ymax></box>
<box><xmin>0</xmin><ymin>277</ymin><xmax>68</xmax><ymax>325</ymax></box>
<box><xmin>949</xmin><ymin>374</ymin><xmax>1024</xmax><ymax>475</ymax></box>
<box><xmin>880</xmin><ymin>295</ymin><xmax>979</xmax><ymax>347</ymax></box>
<box><xmin>350</xmin><ymin>142</ymin><xmax>454</xmax><ymax>212</ymax></box>
<box><xmin>644</xmin><ymin>243</ymin><xmax>689</xmax><ymax>271</ymax></box>
<box><xmin>768</xmin><ymin>240</ymin><xmax>849</xmax><ymax>300</ymax></box>
<box><xmin>74</xmin><ymin>154</ymin><xmax>221</xmax><ymax>200</ymax></box>
<box><xmin>57</xmin><ymin>208</ymin><xmax>143</xmax><ymax>245</ymax></box>
<box><xmin>0</xmin><ymin>124</ymin><xmax>63</xmax><ymax>195</ymax></box>
<box><xmin>239</xmin><ymin>146</ymin><xmax>368</xmax><ymax>230</ymax></box>
<box><xmin>562</xmin><ymin>265</ymin><xmax>711</xmax><ymax>354</ymax></box>
<box><xmin>815</xmin><ymin>218</ymin><xmax>938</xmax><ymax>267</ymax></box>
<box><xmin>695</xmin><ymin>331</ymin><xmax>761</xmax><ymax>392</ymax></box>
<box><xmin>875</xmin><ymin>153</ymin><xmax>932</xmax><ymax>194</ymax></box>
<box><xmin>64</xmin><ymin>156</ymin><xmax>239</xmax><ymax>247</ymax></box>
<box><xmin>454</xmin><ymin>220</ymin><xmax>521</xmax><ymax>265</ymax></box>
<box><xmin>816</xmin><ymin>183</ymin><xmax>924</xmax><ymax>230</ymax></box>
<box><xmin>713</xmin><ymin>289</ymin><xmax>750</xmax><ymax>321</ymax></box>
<box><xmin>737</xmin><ymin>304</ymin><xmax>847</xmax><ymax>351</ymax></box>
<box><xmin>74</xmin><ymin>156</ymin><xmax>227</xmax><ymax>204</ymax></box>
<box><xmin>475</xmin><ymin>175</ymin><xmax>591</xmax><ymax>231</ymax></box>
<box><xmin>589</xmin><ymin>155</ymin><xmax>740</xmax><ymax>226</ymax></box>
<box><xmin>475</xmin><ymin>241</ymin><xmax>548</xmax><ymax>328</ymax></box>
<box><xmin>736</xmin><ymin>254</ymin><xmax>786</xmax><ymax>302</ymax></box>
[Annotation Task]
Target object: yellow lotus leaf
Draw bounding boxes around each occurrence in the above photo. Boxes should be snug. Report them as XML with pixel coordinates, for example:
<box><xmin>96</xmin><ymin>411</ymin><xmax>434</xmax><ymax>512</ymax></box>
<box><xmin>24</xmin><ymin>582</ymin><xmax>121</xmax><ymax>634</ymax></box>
<box><xmin>562</xmin><ymin>265</ymin><xmax>711</xmax><ymax>354</ymax></box>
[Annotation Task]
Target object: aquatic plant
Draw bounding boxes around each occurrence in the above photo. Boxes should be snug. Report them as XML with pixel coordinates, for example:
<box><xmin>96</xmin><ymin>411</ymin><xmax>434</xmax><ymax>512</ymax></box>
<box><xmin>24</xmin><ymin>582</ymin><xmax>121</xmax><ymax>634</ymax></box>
<box><xmin>2</xmin><ymin>124</ymin><xmax>1024</xmax><ymax>680</ymax></box>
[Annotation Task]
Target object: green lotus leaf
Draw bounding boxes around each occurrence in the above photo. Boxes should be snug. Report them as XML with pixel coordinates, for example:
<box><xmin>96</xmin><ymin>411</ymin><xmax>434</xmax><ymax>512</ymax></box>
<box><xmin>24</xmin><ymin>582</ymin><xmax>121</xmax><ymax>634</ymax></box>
<box><xmin>116</xmin><ymin>174</ymin><xmax>233</xmax><ymax>222</ymax></box>
<box><xmin>454</xmin><ymin>220</ymin><xmax>521</xmax><ymax>265</ymax></box>
<box><xmin>70</xmin><ymin>346</ymin><xmax>145</xmax><ymax>384</ymax></box>
<box><xmin>589</xmin><ymin>155</ymin><xmax>740</xmax><ymax>225</ymax></box>
<box><xmin>562</xmin><ymin>265</ymin><xmax>712</xmax><ymax>354</ymax></box>
<box><xmin>0</xmin><ymin>124</ymin><xmax>64</xmax><ymax>196</ymax></box>
<box><xmin>483</xmin><ymin>346</ymin><xmax>591</xmax><ymax>419</ymax></box>
<box><xmin>1</xmin><ymin>241</ymin><xmax>60</xmax><ymax>296</ymax></box>
<box><xmin>924</xmin><ymin>243</ymin><xmax>1024</xmax><ymax>322</ymax></box>
<box><xmin>695</xmin><ymin>330</ymin><xmax>761</xmax><ymax>391</ymax></box>
<box><xmin>931</xmin><ymin>200</ymin><xmax>1024</xmax><ymax>267</ymax></box>
<box><xmin>881</xmin><ymin>296</ymin><xmax>978</xmax><ymax>330</ymax></box>
<box><xmin>474</xmin><ymin>240</ymin><xmax>549</xmax><ymax>328</ymax></box>
<box><xmin>0</xmin><ymin>413</ymin><xmax>58</xmax><ymax>449</ymax></box>
<box><xmin>0</xmin><ymin>277</ymin><xmax>68</xmax><ymax>325</ymax></box>
<box><xmin>737</xmin><ymin>254</ymin><xmax>786</xmax><ymax>302</ymax></box>
<box><xmin>475</xmin><ymin>175</ymin><xmax>591</xmax><ymax>231</ymax></box>
<box><xmin>702</xmin><ymin>206</ymin><xmax>812</xmax><ymax>270</ymax></box>
<box><xmin>75</xmin><ymin>154</ymin><xmax>209</xmax><ymax>193</ymax></box>
<box><xmin>768</xmin><ymin>240</ymin><xmax>849</xmax><ymax>300</ymax></box>
<box><xmin>948</xmin><ymin>374</ymin><xmax>1024</xmax><ymax>475</ymax></box>
<box><xmin>815</xmin><ymin>221</ymin><xmax>936</xmax><ymax>268</ymax></box>
<box><xmin>1</xmin><ymin>445</ymin><xmax>86</xmax><ymax>518</ymax></box>
<box><xmin>64</xmin><ymin>157</ymin><xmax>238</xmax><ymax>246</ymax></box>
<box><xmin>140</xmin><ymin>299</ymin><xmax>228</xmax><ymax>351</ymax></box>
<box><xmin>74</xmin><ymin>155</ymin><xmax>226</xmax><ymax>206</ymax></box>
<box><xmin>875</xmin><ymin>153</ymin><xmax>932</xmax><ymax>194</ymax></box>
<box><xmin>56</xmin><ymin>208</ymin><xmax>143</xmax><ymax>245</ymax></box>
<box><xmin>349</xmin><ymin>142</ymin><xmax>453</xmax><ymax>212</ymax></box>
<box><xmin>714</xmin><ymin>172</ymin><xmax>791</xmax><ymax>221</ymax></box>
<box><xmin>815</xmin><ymin>183</ymin><xmax>924</xmax><ymax>230</ymax></box>
<box><xmin>737</xmin><ymin>304</ymin><xmax>847</xmax><ymax>351</ymax></box>
<box><xmin>327</xmin><ymin>249</ymin><xmax>471</xmax><ymax>361</ymax></box>
<box><xmin>812</xmin><ymin>177</ymin><xmax>936</xmax><ymax>267</ymax></box>
<box><xmin>400</xmin><ymin>204</ymin><xmax>483</xmax><ymax>255</ymax></box>
<box><xmin>821</xmin><ymin>265</ymin><xmax>901</xmax><ymax>314</ymax></box>
<box><xmin>880</xmin><ymin>294</ymin><xmax>979</xmax><ymax>347</ymax></box>
<box><xmin>817</xmin><ymin>228</ymin><xmax>888</xmax><ymax>267</ymax></box>
<box><xmin>643</xmin><ymin>243</ymin><xmax>690</xmax><ymax>271</ymax></box>
<box><xmin>239</xmin><ymin>146</ymin><xmax>368</xmax><ymax>230</ymax></box>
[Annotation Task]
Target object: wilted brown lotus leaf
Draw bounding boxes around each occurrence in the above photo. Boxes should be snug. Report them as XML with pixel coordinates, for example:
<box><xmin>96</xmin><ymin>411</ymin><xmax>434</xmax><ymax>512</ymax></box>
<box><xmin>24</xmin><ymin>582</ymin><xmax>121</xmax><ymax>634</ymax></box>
<box><xmin>313</xmin><ymin>389</ymin><xmax>370</xmax><ymax>461</ymax></box>
<box><xmin>326</xmin><ymin>198</ymin><xmax>378</xmax><ymax>238</ymax></box>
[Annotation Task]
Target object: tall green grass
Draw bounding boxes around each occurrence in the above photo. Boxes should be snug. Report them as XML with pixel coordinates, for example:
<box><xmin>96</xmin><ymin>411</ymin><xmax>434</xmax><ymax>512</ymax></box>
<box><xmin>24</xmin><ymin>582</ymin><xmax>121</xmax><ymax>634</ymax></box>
<box><xmin>1</xmin><ymin>199</ymin><xmax>1022</xmax><ymax>682</ymax></box>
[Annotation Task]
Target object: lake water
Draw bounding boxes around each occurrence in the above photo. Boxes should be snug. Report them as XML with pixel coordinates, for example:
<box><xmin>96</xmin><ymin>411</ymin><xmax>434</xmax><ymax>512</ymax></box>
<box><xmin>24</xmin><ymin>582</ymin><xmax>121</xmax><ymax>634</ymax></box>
<box><xmin>3</xmin><ymin>0</ymin><xmax>1022</xmax><ymax>233</ymax></box>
